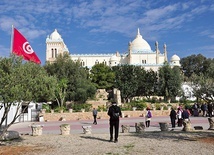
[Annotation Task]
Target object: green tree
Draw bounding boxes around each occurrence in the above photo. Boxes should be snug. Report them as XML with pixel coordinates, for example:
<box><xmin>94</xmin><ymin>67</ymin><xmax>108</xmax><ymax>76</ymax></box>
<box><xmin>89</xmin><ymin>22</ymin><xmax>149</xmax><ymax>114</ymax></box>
<box><xmin>157</xmin><ymin>63</ymin><xmax>183</xmax><ymax>101</ymax></box>
<box><xmin>0</xmin><ymin>56</ymin><xmax>56</xmax><ymax>137</ymax></box>
<box><xmin>44</xmin><ymin>53</ymin><xmax>96</xmax><ymax>104</ymax></box>
<box><xmin>90</xmin><ymin>63</ymin><xmax>115</xmax><ymax>90</ymax></box>
<box><xmin>137</xmin><ymin>69</ymin><xmax>158</xmax><ymax>98</ymax></box>
<box><xmin>113</xmin><ymin>65</ymin><xmax>140</xmax><ymax>103</ymax></box>
<box><xmin>180</xmin><ymin>54</ymin><xmax>211</xmax><ymax>78</ymax></box>
<box><xmin>190</xmin><ymin>73</ymin><xmax>214</xmax><ymax>103</ymax></box>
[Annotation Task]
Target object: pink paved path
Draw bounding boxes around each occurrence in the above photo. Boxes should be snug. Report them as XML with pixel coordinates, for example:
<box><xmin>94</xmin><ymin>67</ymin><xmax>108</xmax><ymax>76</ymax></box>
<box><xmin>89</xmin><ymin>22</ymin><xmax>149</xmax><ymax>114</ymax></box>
<box><xmin>9</xmin><ymin>116</ymin><xmax>211</xmax><ymax>135</ymax></box>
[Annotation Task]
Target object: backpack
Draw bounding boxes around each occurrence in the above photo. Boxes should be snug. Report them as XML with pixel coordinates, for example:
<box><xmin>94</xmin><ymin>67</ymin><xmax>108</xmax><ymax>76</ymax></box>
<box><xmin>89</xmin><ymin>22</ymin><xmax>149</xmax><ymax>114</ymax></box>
<box><xmin>111</xmin><ymin>106</ymin><xmax>120</xmax><ymax>119</ymax></box>
<box><xmin>147</xmin><ymin>111</ymin><xmax>152</xmax><ymax>118</ymax></box>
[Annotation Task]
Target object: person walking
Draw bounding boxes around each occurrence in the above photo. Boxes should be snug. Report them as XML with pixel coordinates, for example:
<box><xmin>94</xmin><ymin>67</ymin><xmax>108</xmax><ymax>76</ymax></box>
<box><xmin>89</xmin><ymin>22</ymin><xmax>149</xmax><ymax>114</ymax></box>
<box><xmin>92</xmin><ymin>108</ymin><xmax>98</xmax><ymax>125</ymax></box>
<box><xmin>107</xmin><ymin>102</ymin><xmax>122</xmax><ymax>143</ymax></box>
<box><xmin>145</xmin><ymin>108</ymin><xmax>152</xmax><ymax>127</ymax></box>
<box><xmin>207</xmin><ymin>102</ymin><xmax>213</xmax><ymax>117</ymax></box>
<box><xmin>201</xmin><ymin>103</ymin><xmax>207</xmax><ymax>117</ymax></box>
<box><xmin>169</xmin><ymin>107</ymin><xmax>177</xmax><ymax>130</ymax></box>
<box><xmin>192</xmin><ymin>103</ymin><xmax>199</xmax><ymax>117</ymax></box>
<box><xmin>177</xmin><ymin>107</ymin><xmax>183</xmax><ymax>127</ymax></box>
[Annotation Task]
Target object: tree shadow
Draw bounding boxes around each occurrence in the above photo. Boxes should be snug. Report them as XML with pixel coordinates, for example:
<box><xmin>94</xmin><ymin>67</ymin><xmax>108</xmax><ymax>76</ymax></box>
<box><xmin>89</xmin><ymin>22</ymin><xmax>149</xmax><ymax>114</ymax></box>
<box><xmin>81</xmin><ymin>122</ymin><xmax>93</xmax><ymax>125</ymax></box>
<box><xmin>123</xmin><ymin>130</ymin><xmax>214</xmax><ymax>142</ymax></box>
<box><xmin>80</xmin><ymin>135</ymin><xmax>109</xmax><ymax>142</ymax></box>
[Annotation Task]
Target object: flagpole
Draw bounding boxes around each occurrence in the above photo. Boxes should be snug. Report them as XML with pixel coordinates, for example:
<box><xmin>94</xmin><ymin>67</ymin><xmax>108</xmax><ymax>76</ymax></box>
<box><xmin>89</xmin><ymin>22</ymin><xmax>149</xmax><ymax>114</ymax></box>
<box><xmin>10</xmin><ymin>25</ymin><xmax>14</xmax><ymax>54</ymax></box>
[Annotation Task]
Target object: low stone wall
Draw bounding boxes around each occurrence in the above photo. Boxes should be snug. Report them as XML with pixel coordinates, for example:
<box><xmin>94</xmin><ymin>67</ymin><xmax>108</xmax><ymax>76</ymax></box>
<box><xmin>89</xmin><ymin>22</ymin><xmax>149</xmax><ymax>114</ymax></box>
<box><xmin>43</xmin><ymin>110</ymin><xmax>171</xmax><ymax>121</ymax></box>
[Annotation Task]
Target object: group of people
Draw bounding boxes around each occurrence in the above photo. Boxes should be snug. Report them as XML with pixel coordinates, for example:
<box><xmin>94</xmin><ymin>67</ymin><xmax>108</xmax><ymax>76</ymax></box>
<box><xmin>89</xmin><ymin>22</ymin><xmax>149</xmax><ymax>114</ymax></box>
<box><xmin>191</xmin><ymin>102</ymin><xmax>214</xmax><ymax>117</ymax></box>
<box><xmin>199</xmin><ymin>103</ymin><xmax>213</xmax><ymax>117</ymax></box>
<box><xmin>169</xmin><ymin>106</ymin><xmax>190</xmax><ymax>129</ymax></box>
<box><xmin>92</xmin><ymin>102</ymin><xmax>213</xmax><ymax>143</ymax></box>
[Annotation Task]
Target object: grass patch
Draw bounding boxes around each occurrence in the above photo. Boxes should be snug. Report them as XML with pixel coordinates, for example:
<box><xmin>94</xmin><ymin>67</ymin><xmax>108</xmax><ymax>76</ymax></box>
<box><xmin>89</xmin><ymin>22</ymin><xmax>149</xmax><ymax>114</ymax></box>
<box><xmin>123</xmin><ymin>143</ymin><xmax>135</xmax><ymax>151</ymax></box>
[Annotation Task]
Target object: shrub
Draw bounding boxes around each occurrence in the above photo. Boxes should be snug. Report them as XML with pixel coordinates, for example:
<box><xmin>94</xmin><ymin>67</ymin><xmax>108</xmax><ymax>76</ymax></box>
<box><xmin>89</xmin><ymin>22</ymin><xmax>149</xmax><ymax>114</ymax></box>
<box><xmin>42</xmin><ymin>103</ymin><xmax>51</xmax><ymax>113</ymax></box>
<box><xmin>54</xmin><ymin>106</ymin><xmax>66</xmax><ymax>112</ymax></box>
<box><xmin>98</xmin><ymin>105</ymin><xmax>107</xmax><ymax>112</ymax></box>
<box><xmin>121</xmin><ymin>104</ymin><xmax>132</xmax><ymax>111</ymax></box>
<box><xmin>129</xmin><ymin>100</ymin><xmax>147</xmax><ymax>110</ymax></box>
<box><xmin>72</xmin><ymin>103</ymin><xmax>92</xmax><ymax>112</ymax></box>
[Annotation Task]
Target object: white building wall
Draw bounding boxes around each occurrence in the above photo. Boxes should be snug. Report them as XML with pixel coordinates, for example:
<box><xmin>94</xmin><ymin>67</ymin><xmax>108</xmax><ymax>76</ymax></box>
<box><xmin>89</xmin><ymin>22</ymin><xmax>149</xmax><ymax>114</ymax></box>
<box><xmin>0</xmin><ymin>102</ymin><xmax>42</xmax><ymax>125</ymax></box>
<box><xmin>46</xmin><ymin>29</ymin><xmax>180</xmax><ymax>70</ymax></box>
<box><xmin>71</xmin><ymin>55</ymin><xmax>113</xmax><ymax>68</ymax></box>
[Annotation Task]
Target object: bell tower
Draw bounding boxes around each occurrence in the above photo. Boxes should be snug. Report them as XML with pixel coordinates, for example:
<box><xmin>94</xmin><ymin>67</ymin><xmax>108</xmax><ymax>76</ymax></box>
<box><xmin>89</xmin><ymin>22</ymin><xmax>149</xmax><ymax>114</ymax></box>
<box><xmin>46</xmin><ymin>29</ymin><xmax>69</xmax><ymax>63</ymax></box>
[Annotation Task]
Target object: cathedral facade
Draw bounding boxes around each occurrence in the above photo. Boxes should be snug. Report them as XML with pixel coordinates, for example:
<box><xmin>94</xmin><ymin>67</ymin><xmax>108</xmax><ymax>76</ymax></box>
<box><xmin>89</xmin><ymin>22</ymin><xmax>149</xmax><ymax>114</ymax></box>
<box><xmin>46</xmin><ymin>28</ymin><xmax>180</xmax><ymax>71</ymax></box>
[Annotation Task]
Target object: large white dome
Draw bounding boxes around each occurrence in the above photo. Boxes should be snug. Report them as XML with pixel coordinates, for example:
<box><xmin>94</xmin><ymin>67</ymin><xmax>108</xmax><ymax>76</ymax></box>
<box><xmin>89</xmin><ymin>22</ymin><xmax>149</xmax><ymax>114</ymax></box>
<box><xmin>50</xmin><ymin>29</ymin><xmax>62</xmax><ymax>40</ymax></box>
<box><xmin>131</xmin><ymin>28</ymin><xmax>151</xmax><ymax>51</ymax></box>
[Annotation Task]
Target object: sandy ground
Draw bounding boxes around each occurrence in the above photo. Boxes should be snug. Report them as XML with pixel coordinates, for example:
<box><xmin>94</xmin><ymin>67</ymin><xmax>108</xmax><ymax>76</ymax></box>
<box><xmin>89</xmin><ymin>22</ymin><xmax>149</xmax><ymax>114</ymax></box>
<box><xmin>0</xmin><ymin>131</ymin><xmax>214</xmax><ymax>155</ymax></box>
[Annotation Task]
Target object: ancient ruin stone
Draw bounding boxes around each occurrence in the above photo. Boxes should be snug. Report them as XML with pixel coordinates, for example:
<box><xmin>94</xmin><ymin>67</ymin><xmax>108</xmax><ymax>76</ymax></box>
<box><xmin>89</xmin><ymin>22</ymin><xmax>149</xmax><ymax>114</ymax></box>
<box><xmin>121</xmin><ymin>125</ymin><xmax>130</xmax><ymax>133</ymax></box>
<box><xmin>95</xmin><ymin>89</ymin><xmax>108</xmax><ymax>100</ymax></box>
<box><xmin>159</xmin><ymin>122</ymin><xmax>169</xmax><ymax>131</ymax></box>
<box><xmin>182</xmin><ymin>120</ymin><xmax>193</xmax><ymax>131</ymax></box>
<box><xmin>208</xmin><ymin>117</ymin><xmax>214</xmax><ymax>130</ymax></box>
<box><xmin>60</xmin><ymin>124</ymin><xmax>70</xmax><ymax>135</ymax></box>
<box><xmin>82</xmin><ymin>126</ymin><xmax>92</xmax><ymax>134</ymax></box>
<box><xmin>135</xmin><ymin>122</ymin><xmax>145</xmax><ymax>133</ymax></box>
<box><xmin>0</xmin><ymin>131</ymin><xmax>20</xmax><ymax>140</ymax></box>
<box><xmin>31</xmin><ymin>124</ymin><xmax>43</xmax><ymax>136</ymax></box>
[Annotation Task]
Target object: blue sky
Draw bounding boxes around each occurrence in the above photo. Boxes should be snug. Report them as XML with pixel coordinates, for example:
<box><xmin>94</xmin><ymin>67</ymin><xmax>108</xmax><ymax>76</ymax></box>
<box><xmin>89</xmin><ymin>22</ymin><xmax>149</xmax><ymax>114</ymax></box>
<box><xmin>0</xmin><ymin>0</ymin><xmax>213</xmax><ymax>65</ymax></box>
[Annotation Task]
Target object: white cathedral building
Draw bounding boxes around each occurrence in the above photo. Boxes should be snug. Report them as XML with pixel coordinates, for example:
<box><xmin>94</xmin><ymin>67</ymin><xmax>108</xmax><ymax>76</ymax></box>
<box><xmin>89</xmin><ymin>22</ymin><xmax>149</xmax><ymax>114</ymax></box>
<box><xmin>46</xmin><ymin>28</ymin><xmax>180</xmax><ymax>71</ymax></box>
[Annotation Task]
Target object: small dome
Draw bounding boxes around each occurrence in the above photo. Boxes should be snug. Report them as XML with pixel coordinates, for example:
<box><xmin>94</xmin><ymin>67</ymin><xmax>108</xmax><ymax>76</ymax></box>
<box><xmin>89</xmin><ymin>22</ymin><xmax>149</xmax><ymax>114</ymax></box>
<box><xmin>110</xmin><ymin>55</ymin><xmax>119</xmax><ymax>61</ymax></box>
<box><xmin>50</xmin><ymin>29</ymin><xmax>62</xmax><ymax>40</ymax></box>
<box><xmin>170</xmin><ymin>54</ymin><xmax>180</xmax><ymax>61</ymax></box>
<box><xmin>130</xmin><ymin>28</ymin><xmax>151</xmax><ymax>51</ymax></box>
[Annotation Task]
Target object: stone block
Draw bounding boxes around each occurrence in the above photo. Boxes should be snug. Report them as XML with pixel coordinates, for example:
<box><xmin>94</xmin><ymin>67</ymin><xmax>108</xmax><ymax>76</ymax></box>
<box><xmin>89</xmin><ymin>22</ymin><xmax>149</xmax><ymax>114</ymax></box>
<box><xmin>60</xmin><ymin>124</ymin><xmax>70</xmax><ymax>135</ymax></box>
<box><xmin>82</xmin><ymin>126</ymin><xmax>92</xmax><ymax>134</ymax></box>
<box><xmin>159</xmin><ymin>122</ymin><xmax>169</xmax><ymax>131</ymax></box>
<box><xmin>121</xmin><ymin>125</ymin><xmax>130</xmax><ymax>133</ymax></box>
<box><xmin>194</xmin><ymin>126</ymin><xmax>203</xmax><ymax>130</ymax></box>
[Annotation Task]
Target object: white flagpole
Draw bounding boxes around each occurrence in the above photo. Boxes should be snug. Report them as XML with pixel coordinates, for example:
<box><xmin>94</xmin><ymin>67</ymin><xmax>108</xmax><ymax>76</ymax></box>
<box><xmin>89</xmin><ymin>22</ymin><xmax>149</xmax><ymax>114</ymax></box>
<box><xmin>10</xmin><ymin>25</ymin><xmax>14</xmax><ymax>54</ymax></box>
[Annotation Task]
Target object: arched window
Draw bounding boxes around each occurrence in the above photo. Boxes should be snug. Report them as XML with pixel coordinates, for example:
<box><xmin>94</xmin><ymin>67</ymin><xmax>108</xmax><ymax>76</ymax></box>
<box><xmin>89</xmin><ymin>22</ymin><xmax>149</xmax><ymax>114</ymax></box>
<box><xmin>142</xmin><ymin>60</ymin><xmax>147</xmax><ymax>64</ymax></box>
<box><xmin>103</xmin><ymin>60</ymin><xmax>107</xmax><ymax>65</ymax></box>
<box><xmin>95</xmin><ymin>60</ymin><xmax>99</xmax><ymax>65</ymax></box>
<box><xmin>55</xmin><ymin>49</ymin><xmax>57</xmax><ymax>58</ymax></box>
<box><xmin>51</xmin><ymin>49</ymin><xmax>54</xmax><ymax>58</ymax></box>
<box><xmin>81</xmin><ymin>60</ymin><xmax>85</xmax><ymax>66</ymax></box>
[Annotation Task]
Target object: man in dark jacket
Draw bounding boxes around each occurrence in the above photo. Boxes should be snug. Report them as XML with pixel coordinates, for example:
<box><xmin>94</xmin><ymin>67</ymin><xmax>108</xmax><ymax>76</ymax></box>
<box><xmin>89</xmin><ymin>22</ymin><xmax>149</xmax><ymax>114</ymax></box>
<box><xmin>107</xmin><ymin>102</ymin><xmax>122</xmax><ymax>143</ymax></box>
<box><xmin>207</xmin><ymin>103</ymin><xmax>213</xmax><ymax>117</ymax></box>
<box><xmin>170</xmin><ymin>107</ymin><xmax>177</xmax><ymax>130</ymax></box>
<box><xmin>182</xmin><ymin>107</ymin><xmax>190</xmax><ymax>121</ymax></box>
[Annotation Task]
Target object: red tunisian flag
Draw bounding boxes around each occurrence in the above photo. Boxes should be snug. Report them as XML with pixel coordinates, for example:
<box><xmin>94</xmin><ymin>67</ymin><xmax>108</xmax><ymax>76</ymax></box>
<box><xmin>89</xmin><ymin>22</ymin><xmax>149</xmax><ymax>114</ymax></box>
<box><xmin>12</xmin><ymin>28</ymin><xmax>41</xmax><ymax>64</ymax></box>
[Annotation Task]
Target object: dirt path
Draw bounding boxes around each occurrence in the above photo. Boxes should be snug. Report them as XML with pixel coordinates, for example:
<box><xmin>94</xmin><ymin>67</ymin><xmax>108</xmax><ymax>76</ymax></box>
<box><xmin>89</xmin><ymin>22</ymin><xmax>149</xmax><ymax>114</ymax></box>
<box><xmin>1</xmin><ymin>131</ymin><xmax>214</xmax><ymax>155</ymax></box>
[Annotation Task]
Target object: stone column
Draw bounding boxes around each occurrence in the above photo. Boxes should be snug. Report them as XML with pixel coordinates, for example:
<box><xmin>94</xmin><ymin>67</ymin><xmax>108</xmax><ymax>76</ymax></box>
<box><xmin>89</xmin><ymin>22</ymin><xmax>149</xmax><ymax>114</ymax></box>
<box><xmin>135</xmin><ymin>122</ymin><xmax>145</xmax><ymax>133</ymax></box>
<box><xmin>159</xmin><ymin>122</ymin><xmax>169</xmax><ymax>131</ymax></box>
<box><xmin>121</xmin><ymin>125</ymin><xmax>130</xmax><ymax>133</ymax></box>
<box><xmin>208</xmin><ymin>117</ymin><xmax>214</xmax><ymax>130</ymax></box>
<box><xmin>60</xmin><ymin>124</ymin><xmax>70</xmax><ymax>135</ymax></box>
<box><xmin>82</xmin><ymin>126</ymin><xmax>92</xmax><ymax>134</ymax></box>
<box><xmin>31</xmin><ymin>124</ymin><xmax>43</xmax><ymax>136</ymax></box>
<box><xmin>182</xmin><ymin>120</ymin><xmax>193</xmax><ymax>131</ymax></box>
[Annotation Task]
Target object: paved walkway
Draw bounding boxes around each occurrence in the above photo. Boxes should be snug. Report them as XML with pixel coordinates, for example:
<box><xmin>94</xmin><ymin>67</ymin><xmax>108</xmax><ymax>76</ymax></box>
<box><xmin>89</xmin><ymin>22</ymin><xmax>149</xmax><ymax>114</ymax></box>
<box><xmin>9</xmin><ymin>116</ymin><xmax>211</xmax><ymax>135</ymax></box>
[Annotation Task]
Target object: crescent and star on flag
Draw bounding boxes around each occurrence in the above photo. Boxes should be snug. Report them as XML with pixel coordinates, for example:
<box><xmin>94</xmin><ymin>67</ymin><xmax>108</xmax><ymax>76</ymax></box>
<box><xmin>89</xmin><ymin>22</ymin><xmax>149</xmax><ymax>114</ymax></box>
<box><xmin>12</xmin><ymin>26</ymin><xmax>41</xmax><ymax>64</ymax></box>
